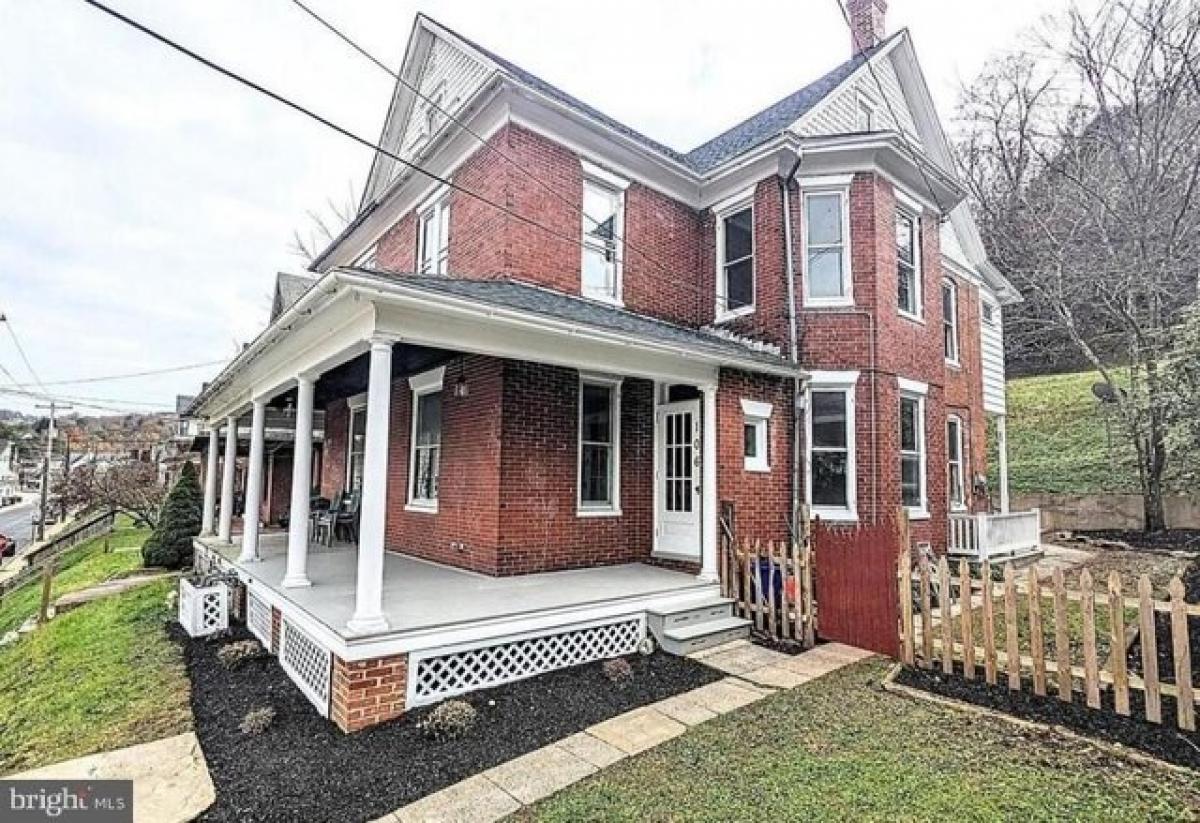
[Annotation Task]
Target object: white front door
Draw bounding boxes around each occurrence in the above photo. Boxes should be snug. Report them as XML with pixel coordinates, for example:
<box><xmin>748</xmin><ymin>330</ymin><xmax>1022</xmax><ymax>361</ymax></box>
<box><xmin>655</xmin><ymin>400</ymin><xmax>701</xmax><ymax>559</ymax></box>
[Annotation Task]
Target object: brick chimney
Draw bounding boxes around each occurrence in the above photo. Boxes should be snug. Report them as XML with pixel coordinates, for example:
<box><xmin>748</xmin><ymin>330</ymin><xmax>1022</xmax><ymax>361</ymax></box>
<box><xmin>847</xmin><ymin>0</ymin><xmax>887</xmax><ymax>55</ymax></box>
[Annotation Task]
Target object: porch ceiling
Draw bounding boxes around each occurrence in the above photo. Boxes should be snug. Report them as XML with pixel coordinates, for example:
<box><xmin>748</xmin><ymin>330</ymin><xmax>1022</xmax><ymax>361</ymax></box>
<box><xmin>192</xmin><ymin>269</ymin><xmax>804</xmax><ymax>421</ymax></box>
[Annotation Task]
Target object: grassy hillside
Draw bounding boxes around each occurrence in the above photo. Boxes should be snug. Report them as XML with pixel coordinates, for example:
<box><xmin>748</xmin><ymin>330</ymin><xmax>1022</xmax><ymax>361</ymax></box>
<box><xmin>1000</xmin><ymin>371</ymin><xmax>1139</xmax><ymax>495</ymax></box>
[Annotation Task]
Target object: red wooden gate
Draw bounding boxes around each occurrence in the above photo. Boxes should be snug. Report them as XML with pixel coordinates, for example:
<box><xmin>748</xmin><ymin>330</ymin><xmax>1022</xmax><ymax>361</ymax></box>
<box><xmin>812</xmin><ymin>515</ymin><xmax>903</xmax><ymax>657</ymax></box>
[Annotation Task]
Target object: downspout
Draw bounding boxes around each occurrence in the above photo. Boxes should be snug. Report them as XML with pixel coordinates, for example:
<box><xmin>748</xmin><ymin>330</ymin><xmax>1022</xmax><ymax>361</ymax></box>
<box><xmin>780</xmin><ymin>153</ymin><xmax>804</xmax><ymax>539</ymax></box>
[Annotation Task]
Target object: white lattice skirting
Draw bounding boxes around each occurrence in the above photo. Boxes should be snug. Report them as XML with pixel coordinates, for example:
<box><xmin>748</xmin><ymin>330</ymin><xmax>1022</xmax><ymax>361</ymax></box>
<box><xmin>409</xmin><ymin>617</ymin><xmax>644</xmax><ymax>707</ymax></box>
<box><xmin>279</xmin><ymin>619</ymin><xmax>332</xmax><ymax>717</ymax></box>
<box><xmin>246</xmin><ymin>590</ymin><xmax>272</xmax><ymax>649</ymax></box>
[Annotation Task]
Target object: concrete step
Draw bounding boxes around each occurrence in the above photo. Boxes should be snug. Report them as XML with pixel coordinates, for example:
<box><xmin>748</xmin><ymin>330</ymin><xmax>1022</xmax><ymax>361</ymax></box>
<box><xmin>647</xmin><ymin>598</ymin><xmax>735</xmax><ymax>634</ymax></box>
<box><xmin>660</xmin><ymin>616</ymin><xmax>751</xmax><ymax>656</ymax></box>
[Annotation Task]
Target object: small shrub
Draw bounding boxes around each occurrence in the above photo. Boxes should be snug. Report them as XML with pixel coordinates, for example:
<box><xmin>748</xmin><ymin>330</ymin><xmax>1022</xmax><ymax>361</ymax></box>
<box><xmin>239</xmin><ymin>706</ymin><xmax>275</xmax><ymax>735</ymax></box>
<box><xmin>418</xmin><ymin>700</ymin><xmax>477</xmax><ymax>742</ymax></box>
<box><xmin>143</xmin><ymin>462</ymin><xmax>203</xmax><ymax>570</ymax></box>
<box><xmin>602</xmin><ymin>656</ymin><xmax>634</xmax><ymax>685</ymax></box>
<box><xmin>217</xmin><ymin>639</ymin><xmax>266</xmax><ymax>669</ymax></box>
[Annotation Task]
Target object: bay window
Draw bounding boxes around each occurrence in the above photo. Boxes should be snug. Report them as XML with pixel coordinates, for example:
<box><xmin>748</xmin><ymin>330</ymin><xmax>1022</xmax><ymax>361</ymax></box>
<box><xmin>717</xmin><ymin>204</ymin><xmax>755</xmax><ymax>319</ymax></box>
<box><xmin>897</xmin><ymin>209</ymin><xmax>921</xmax><ymax>317</ymax></box>
<box><xmin>942</xmin><ymin>279</ymin><xmax>960</xmax><ymax>364</ymax></box>
<box><xmin>806</xmin><ymin>371</ymin><xmax>858</xmax><ymax>519</ymax></box>
<box><xmin>947</xmin><ymin>415</ymin><xmax>966</xmax><ymax>510</ymax></box>
<box><xmin>579</xmin><ymin>376</ymin><xmax>621</xmax><ymax>514</ymax></box>
<box><xmin>803</xmin><ymin>188</ymin><xmax>851</xmax><ymax>304</ymax></box>
<box><xmin>899</xmin><ymin>380</ymin><xmax>928</xmax><ymax>516</ymax></box>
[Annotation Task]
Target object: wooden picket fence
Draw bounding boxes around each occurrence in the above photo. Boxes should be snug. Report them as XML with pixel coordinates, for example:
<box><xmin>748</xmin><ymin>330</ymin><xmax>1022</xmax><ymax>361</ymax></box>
<box><xmin>719</xmin><ymin>535</ymin><xmax>816</xmax><ymax>647</ymax></box>
<box><xmin>898</xmin><ymin>548</ymin><xmax>1198</xmax><ymax>731</ymax></box>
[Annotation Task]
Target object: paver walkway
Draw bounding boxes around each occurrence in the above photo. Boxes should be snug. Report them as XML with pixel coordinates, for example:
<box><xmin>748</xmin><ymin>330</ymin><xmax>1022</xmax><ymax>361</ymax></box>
<box><xmin>6</xmin><ymin>732</ymin><xmax>215</xmax><ymax>823</ymax></box>
<box><xmin>53</xmin><ymin>571</ymin><xmax>177</xmax><ymax>612</ymax></box>
<box><xmin>378</xmin><ymin>640</ymin><xmax>872</xmax><ymax>823</ymax></box>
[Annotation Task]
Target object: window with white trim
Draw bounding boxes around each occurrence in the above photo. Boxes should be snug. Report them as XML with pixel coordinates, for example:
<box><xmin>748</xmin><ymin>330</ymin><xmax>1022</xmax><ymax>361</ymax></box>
<box><xmin>417</xmin><ymin>191</ymin><xmax>450</xmax><ymax>275</ymax></box>
<box><xmin>806</xmin><ymin>372</ymin><xmax>857</xmax><ymax>520</ymax></box>
<box><xmin>897</xmin><ymin>208</ymin><xmax>921</xmax><ymax>317</ymax></box>
<box><xmin>804</xmin><ymin>189</ymin><xmax>851</xmax><ymax>303</ymax></box>
<box><xmin>581</xmin><ymin>178</ymin><xmax>623</xmax><ymax>303</ymax></box>
<box><xmin>981</xmin><ymin>298</ymin><xmax>997</xmax><ymax>326</ymax></box>
<box><xmin>947</xmin><ymin>415</ymin><xmax>966</xmax><ymax>510</ymax></box>
<box><xmin>346</xmin><ymin>400</ymin><xmax>367</xmax><ymax>494</ymax></box>
<box><xmin>717</xmin><ymin>204</ymin><xmax>755</xmax><ymax>319</ymax></box>
<box><xmin>579</xmin><ymin>377</ymin><xmax>621</xmax><ymax>513</ymax></box>
<box><xmin>408</xmin><ymin>368</ymin><xmax>444</xmax><ymax>510</ymax></box>
<box><xmin>899</xmin><ymin>389</ymin><xmax>927</xmax><ymax>514</ymax></box>
<box><xmin>741</xmin><ymin>399</ymin><xmax>772</xmax><ymax>473</ymax></box>
<box><xmin>856</xmin><ymin>93</ymin><xmax>876</xmax><ymax>132</ymax></box>
<box><xmin>942</xmin><ymin>279</ymin><xmax>960</xmax><ymax>364</ymax></box>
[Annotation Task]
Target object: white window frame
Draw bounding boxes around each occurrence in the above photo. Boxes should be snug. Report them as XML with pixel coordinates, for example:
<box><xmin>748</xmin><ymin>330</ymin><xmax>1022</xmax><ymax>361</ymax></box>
<box><xmin>805</xmin><ymin>370</ymin><xmax>859</xmax><ymax>522</ymax></box>
<box><xmin>580</xmin><ymin>161</ymin><xmax>627</xmax><ymax>306</ymax></box>
<box><xmin>856</xmin><ymin>92</ymin><xmax>877</xmax><ymax>132</ymax></box>
<box><xmin>896</xmin><ymin>204</ymin><xmax>923</xmax><ymax>321</ymax></box>
<box><xmin>981</xmin><ymin>297</ymin><xmax>998</xmax><ymax>327</ymax></box>
<box><xmin>740</xmin><ymin>398</ymin><xmax>772</xmax><ymax>473</ymax></box>
<box><xmin>417</xmin><ymin>186</ymin><xmax>451</xmax><ymax>275</ymax></box>
<box><xmin>344</xmin><ymin>392</ymin><xmax>368</xmax><ymax>494</ymax></box>
<box><xmin>947</xmin><ymin>414</ymin><xmax>967</xmax><ymax>511</ymax></box>
<box><xmin>942</xmin><ymin>278</ymin><xmax>960</xmax><ymax>366</ymax></box>
<box><xmin>577</xmin><ymin>373</ymin><xmax>622</xmax><ymax>517</ymax></box>
<box><xmin>800</xmin><ymin>176</ymin><xmax>854</xmax><ymax>307</ymax></box>
<box><xmin>714</xmin><ymin>188</ymin><xmax>756</xmax><ymax>322</ymax></box>
<box><xmin>406</xmin><ymin>366</ymin><xmax>445</xmax><ymax>513</ymax></box>
<box><xmin>898</xmin><ymin>377</ymin><xmax>929</xmax><ymax>520</ymax></box>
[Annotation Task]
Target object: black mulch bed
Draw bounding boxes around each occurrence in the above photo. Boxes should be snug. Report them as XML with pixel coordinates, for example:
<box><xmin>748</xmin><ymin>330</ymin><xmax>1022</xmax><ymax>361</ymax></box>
<box><xmin>174</xmin><ymin>625</ymin><xmax>723</xmax><ymax>823</ymax></box>
<box><xmin>1075</xmin><ymin>529</ymin><xmax>1200</xmax><ymax>554</ymax></box>
<box><xmin>750</xmin><ymin>633</ymin><xmax>821</xmax><ymax>656</ymax></box>
<box><xmin>1128</xmin><ymin>610</ymin><xmax>1200</xmax><ymax>687</ymax></box>
<box><xmin>896</xmin><ymin>663</ymin><xmax>1200</xmax><ymax>770</ymax></box>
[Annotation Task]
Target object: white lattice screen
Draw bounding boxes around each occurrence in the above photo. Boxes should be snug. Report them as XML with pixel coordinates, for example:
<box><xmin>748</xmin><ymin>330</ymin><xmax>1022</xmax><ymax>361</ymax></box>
<box><xmin>410</xmin><ymin>618</ymin><xmax>643</xmax><ymax>707</ymax></box>
<box><xmin>178</xmin><ymin>578</ymin><xmax>229</xmax><ymax>638</ymax></box>
<box><xmin>279</xmin><ymin>619</ymin><xmax>332</xmax><ymax>717</ymax></box>
<box><xmin>246</xmin><ymin>590</ymin><xmax>272</xmax><ymax>649</ymax></box>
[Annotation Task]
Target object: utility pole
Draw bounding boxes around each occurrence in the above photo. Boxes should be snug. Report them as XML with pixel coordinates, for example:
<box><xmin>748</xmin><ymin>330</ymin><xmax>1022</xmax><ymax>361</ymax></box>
<box><xmin>33</xmin><ymin>401</ymin><xmax>71</xmax><ymax>541</ymax></box>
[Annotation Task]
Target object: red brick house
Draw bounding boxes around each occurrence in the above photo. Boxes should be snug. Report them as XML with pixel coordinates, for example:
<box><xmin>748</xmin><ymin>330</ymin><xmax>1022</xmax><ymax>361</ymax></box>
<box><xmin>189</xmin><ymin>0</ymin><xmax>1033</xmax><ymax>732</ymax></box>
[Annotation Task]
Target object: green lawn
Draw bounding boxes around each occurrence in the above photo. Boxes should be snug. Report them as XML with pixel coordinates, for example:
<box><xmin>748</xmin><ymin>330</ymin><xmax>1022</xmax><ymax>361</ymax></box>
<box><xmin>0</xmin><ymin>519</ymin><xmax>150</xmax><ymax>635</ymax></box>
<box><xmin>0</xmin><ymin>523</ymin><xmax>191</xmax><ymax>774</ymax></box>
<box><xmin>525</xmin><ymin>660</ymin><xmax>1198</xmax><ymax>822</ymax></box>
<box><xmin>998</xmin><ymin>370</ymin><xmax>1139</xmax><ymax>495</ymax></box>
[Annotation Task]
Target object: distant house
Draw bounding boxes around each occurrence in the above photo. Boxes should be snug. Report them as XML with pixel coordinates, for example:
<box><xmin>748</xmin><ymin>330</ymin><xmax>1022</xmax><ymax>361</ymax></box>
<box><xmin>0</xmin><ymin>440</ymin><xmax>18</xmax><ymax>501</ymax></box>
<box><xmin>189</xmin><ymin>0</ymin><xmax>1031</xmax><ymax>731</ymax></box>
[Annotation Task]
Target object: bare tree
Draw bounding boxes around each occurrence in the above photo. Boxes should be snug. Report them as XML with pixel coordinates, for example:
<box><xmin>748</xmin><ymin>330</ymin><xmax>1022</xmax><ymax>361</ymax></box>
<box><xmin>958</xmin><ymin>0</ymin><xmax>1200</xmax><ymax>531</ymax></box>
<box><xmin>63</xmin><ymin>460</ymin><xmax>167</xmax><ymax>528</ymax></box>
<box><xmin>288</xmin><ymin>180</ymin><xmax>360</xmax><ymax>263</ymax></box>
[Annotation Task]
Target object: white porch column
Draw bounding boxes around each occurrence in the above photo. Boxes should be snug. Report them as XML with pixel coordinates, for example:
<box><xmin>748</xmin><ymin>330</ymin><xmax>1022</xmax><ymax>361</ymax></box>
<box><xmin>347</xmin><ymin>336</ymin><xmax>394</xmax><ymax>634</ymax></box>
<box><xmin>997</xmin><ymin>414</ymin><xmax>1011</xmax><ymax>514</ymax></box>
<box><xmin>282</xmin><ymin>373</ymin><xmax>316</xmax><ymax>588</ymax></box>
<box><xmin>201</xmin><ymin>426</ymin><xmax>219</xmax><ymax>536</ymax></box>
<box><xmin>699</xmin><ymin>382</ymin><xmax>719</xmax><ymax>582</ymax></box>
<box><xmin>217</xmin><ymin>415</ymin><xmax>238</xmax><ymax>543</ymax></box>
<box><xmin>239</xmin><ymin>399</ymin><xmax>267</xmax><ymax>563</ymax></box>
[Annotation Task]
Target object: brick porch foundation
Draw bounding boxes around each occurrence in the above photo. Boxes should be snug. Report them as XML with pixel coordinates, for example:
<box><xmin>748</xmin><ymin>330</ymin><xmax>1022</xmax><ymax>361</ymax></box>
<box><xmin>330</xmin><ymin>653</ymin><xmax>409</xmax><ymax>732</ymax></box>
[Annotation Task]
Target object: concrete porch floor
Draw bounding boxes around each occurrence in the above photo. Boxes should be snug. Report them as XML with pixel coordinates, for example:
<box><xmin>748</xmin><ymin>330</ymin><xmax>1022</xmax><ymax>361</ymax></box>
<box><xmin>199</xmin><ymin>533</ymin><xmax>712</xmax><ymax>641</ymax></box>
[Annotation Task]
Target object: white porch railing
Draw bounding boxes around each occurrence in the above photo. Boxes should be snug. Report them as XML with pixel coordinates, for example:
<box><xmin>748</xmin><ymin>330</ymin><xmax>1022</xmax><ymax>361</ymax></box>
<box><xmin>948</xmin><ymin>509</ymin><xmax>1041</xmax><ymax>560</ymax></box>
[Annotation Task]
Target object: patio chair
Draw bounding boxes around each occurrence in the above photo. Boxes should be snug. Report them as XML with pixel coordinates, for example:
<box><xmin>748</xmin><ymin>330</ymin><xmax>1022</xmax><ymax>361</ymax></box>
<box><xmin>311</xmin><ymin>493</ymin><xmax>347</xmax><ymax>548</ymax></box>
<box><xmin>334</xmin><ymin>491</ymin><xmax>361</xmax><ymax>544</ymax></box>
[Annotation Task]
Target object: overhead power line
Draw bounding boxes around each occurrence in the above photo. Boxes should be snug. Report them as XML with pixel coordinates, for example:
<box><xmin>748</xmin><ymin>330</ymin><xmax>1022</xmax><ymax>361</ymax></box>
<box><xmin>0</xmin><ymin>358</ymin><xmax>228</xmax><ymax>389</ymax></box>
<box><xmin>831</xmin><ymin>0</ymin><xmax>947</xmax><ymax>216</ymax></box>
<box><xmin>0</xmin><ymin>314</ymin><xmax>49</xmax><ymax>392</ymax></box>
<box><xmin>77</xmin><ymin>0</ymin><xmax>654</xmax><ymax>276</ymax></box>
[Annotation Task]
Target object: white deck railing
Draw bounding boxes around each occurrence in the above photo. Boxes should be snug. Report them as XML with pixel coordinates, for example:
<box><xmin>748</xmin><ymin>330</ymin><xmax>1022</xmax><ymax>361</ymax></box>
<box><xmin>948</xmin><ymin>509</ymin><xmax>1041</xmax><ymax>560</ymax></box>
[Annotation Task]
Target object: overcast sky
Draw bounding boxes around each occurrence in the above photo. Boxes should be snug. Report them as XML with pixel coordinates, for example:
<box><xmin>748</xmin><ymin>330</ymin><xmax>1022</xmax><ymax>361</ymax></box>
<box><xmin>0</xmin><ymin>0</ymin><xmax>1090</xmax><ymax>417</ymax></box>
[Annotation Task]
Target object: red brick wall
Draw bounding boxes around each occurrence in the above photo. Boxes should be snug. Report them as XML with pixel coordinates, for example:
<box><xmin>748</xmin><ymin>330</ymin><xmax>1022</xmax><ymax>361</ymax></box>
<box><xmin>320</xmin><ymin>398</ymin><xmax>349</xmax><ymax>501</ymax></box>
<box><xmin>382</xmin><ymin>355</ymin><xmax>504</xmax><ymax>573</ymax></box>
<box><xmin>496</xmin><ymin>362</ymin><xmax>654</xmax><ymax>575</ymax></box>
<box><xmin>375</xmin><ymin>211</ymin><xmax>417</xmax><ymax>272</ymax></box>
<box><xmin>942</xmin><ymin>273</ymin><xmax>989</xmax><ymax>509</ymax></box>
<box><xmin>266</xmin><ymin>451</ymin><xmax>292</xmax><ymax>525</ymax></box>
<box><xmin>716</xmin><ymin>369</ymin><xmax>795</xmax><ymax>543</ymax></box>
<box><xmin>330</xmin><ymin>653</ymin><xmax>407</xmax><ymax>733</ymax></box>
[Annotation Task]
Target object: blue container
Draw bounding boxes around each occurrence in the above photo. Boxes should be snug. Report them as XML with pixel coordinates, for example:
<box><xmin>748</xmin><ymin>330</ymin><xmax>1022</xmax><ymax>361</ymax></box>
<box><xmin>754</xmin><ymin>557</ymin><xmax>783</xmax><ymax>606</ymax></box>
